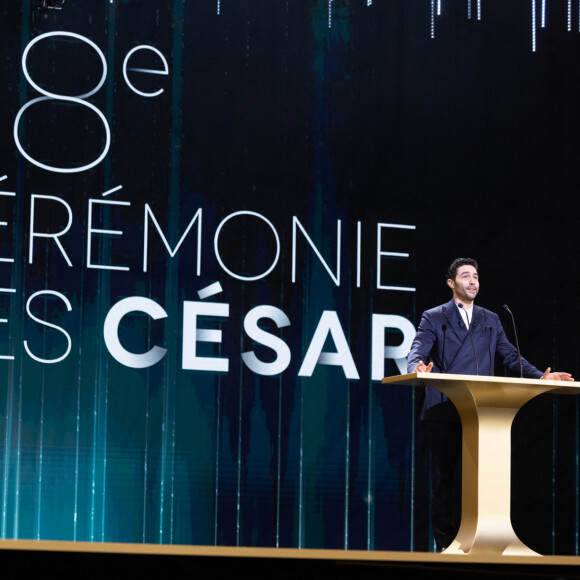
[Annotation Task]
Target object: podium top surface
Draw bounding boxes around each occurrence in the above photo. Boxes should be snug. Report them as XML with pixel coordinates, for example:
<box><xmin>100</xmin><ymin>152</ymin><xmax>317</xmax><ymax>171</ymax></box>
<box><xmin>382</xmin><ymin>372</ymin><xmax>580</xmax><ymax>395</ymax></box>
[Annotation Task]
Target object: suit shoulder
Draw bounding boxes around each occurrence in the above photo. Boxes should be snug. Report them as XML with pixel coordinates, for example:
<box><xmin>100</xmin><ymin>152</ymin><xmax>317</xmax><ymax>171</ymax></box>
<box><xmin>418</xmin><ymin>303</ymin><xmax>448</xmax><ymax>327</ymax></box>
<box><xmin>475</xmin><ymin>305</ymin><xmax>500</xmax><ymax>320</ymax></box>
<box><xmin>422</xmin><ymin>302</ymin><xmax>448</xmax><ymax>317</ymax></box>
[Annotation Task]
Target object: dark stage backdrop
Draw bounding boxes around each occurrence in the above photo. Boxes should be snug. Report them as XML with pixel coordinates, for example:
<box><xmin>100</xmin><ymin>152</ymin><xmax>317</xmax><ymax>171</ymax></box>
<box><xmin>0</xmin><ymin>0</ymin><xmax>578</xmax><ymax>555</ymax></box>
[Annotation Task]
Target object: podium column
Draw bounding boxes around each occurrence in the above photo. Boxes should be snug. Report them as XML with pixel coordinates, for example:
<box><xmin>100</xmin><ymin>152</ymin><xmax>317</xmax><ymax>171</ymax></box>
<box><xmin>382</xmin><ymin>373</ymin><xmax>580</xmax><ymax>556</ymax></box>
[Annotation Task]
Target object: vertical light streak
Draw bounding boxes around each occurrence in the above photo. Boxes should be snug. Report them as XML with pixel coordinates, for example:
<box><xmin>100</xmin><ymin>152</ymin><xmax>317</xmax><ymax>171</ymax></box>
<box><xmin>89</xmin><ymin>0</ymin><xmax>118</xmax><ymax>543</ymax></box>
<box><xmin>344</xmin><ymin>291</ymin><xmax>354</xmax><ymax>550</ymax></box>
<box><xmin>431</xmin><ymin>0</ymin><xmax>436</xmax><ymax>38</ymax></box>
<box><xmin>157</xmin><ymin>0</ymin><xmax>185</xmax><ymax>544</ymax></box>
<box><xmin>437</xmin><ymin>0</ymin><xmax>442</xmax><ymax>16</ymax></box>
<box><xmin>1</xmin><ymin>318</ymin><xmax>17</xmax><ymax>538</ymax></box>
<box><xmin>89</xmin><ymin>370</ymin><xmax>99</xmax><ymax>541</ymax></box>
<box><xmin>72</xmin><ymin>282</ymin><xmax>85</xmax><ymax>542</ymax></box>
<box><xmin>35</xmin><ymin>376</ymin><xmax>45</xmax><ymax>540</ymax></box>
<box><xmin>366</xmin><ymin>285</ymin><xmax>375</xmax><ymax>550</ymax></box>
<box><xmin>477</xmin><ymin>0</ymin><xmax>481</xmax><ymax>20</ymax></box>
<box><xmin>10</xmin><ymin>0</ymin><xmax>32</xmax><ymax>541</ymax></box>
<box><xmin>356</xmin><ymin>221</ymin><xmax>362</xmax><ymax>288</ymax></box>
<box><xmin>142</xmin><ymin>397</ymin><xmax>149</xmax><ymax>543</ymax></box>
<box><xmin>169</xmin><ymin>417</ymin><xmax>176</xmax><ymax>543</ymax></box>
<box><xmin>366</xmin><ymin>383</ymin><xmax>373</xmax><ymax>549</ymax></box>
<box><xmin>213</xmin><ymin>377</ymin><xmax>221</xmax><ymax>545</ymax></box>
<box><xmin>468</xmin><ymin>0</ymin><xmax>472</xmax><ymax>20</ymax></box>
<box><xmin>532</xmin><ymin>0</ymin><xmax>537</xmax><ymax>52</ymax></box>
<box><xmin>236</xmin><ymin>311</ymin><xmax>244</xmax><ymax>546</ymax></box>
<box><xmin>88</xmin><ymin>321</ymin><xmax>109</xmax><ymax>542</ymax></box>
<box><xmin>72</xmin><ymin>420</ymin><xmax>80</xmax><ymax>539</ymax></box>
<box><xmin>275</xmin><ymin>375</ymin><xmax>282</xmax><ymax>547</ymax></box>
<box><xmin>2</xmin><ymin>375</ymin><xmax>11</xmax><ymax>536</ymax></box>
<box><xmin>410</xmin><ymin>267</ymin><xmax>418</xmax><ymax>552</ymax></box>
<box><xmin>159</xmin><ymin>353</ymin><xmax>178</xmax><ymax>544</ymax></box>
<box><xmin>410</xmin><ymin>384</ymin><xmax>416</xmax><ymax>550</ymax></box>
<box><xmin>275</xmin><ymin>262</ymin><xmax>286</xmax><ymax>548</ymax></box>
<box><xmin>541</xmin><ymin>0</ymin><xmax>546</xmax><ymax>28</ymax></box>
<box><xmin>298</xmin><ymin>381</ymin><xmax>304</xmax><ymax>548</ymax></box>
<box><xmin>13</xmin><ymin>363</ymin><xmax>23</xmax><ymax>539</ymax></box>
<box><xmin>35</xmin><ymin>259</ymin><xmax>51</xmax><ymax>540</ymax></box>
<box><xmin>568</xmin><ymin>0</ymin><xmax>573</xmax><ymax>31</ymax></box>
<box><xmin>100</xmin><ymin>377</ymin><xmax>109</xmax><ymax>542</ymax></box>
<box><xmin>343</xmin><ymin>384</ymin><xmax>350</xmax><ymax>549</ymax></box>
<box><xmin>217</xmin><ymin>0</ymin><xmax>220</xmax><ymax>15</ymax></box>
<box><xmin>159</xmin><ymin>384</ymin><xmax>167</xmax><ymax>542</ymax></box>
<box><xmin>328</xmin><ymin>0</ymin><xmax>332</xmax><ymax>29</ymax></box>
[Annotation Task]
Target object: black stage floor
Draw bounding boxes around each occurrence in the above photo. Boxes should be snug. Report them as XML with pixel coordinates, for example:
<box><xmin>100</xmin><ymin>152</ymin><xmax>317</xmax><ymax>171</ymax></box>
<box><xmin>1</xmin><ymin>542</ymin><xmax>580</xmax><ymax>579</ymax></box>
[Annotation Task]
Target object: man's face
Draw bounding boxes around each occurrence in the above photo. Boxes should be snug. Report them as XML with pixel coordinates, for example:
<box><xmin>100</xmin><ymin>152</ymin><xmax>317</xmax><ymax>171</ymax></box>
<box><xmin>448</xmin><ymin>265</ymin><xmax>479</xmax><ymax>304</ymax></box>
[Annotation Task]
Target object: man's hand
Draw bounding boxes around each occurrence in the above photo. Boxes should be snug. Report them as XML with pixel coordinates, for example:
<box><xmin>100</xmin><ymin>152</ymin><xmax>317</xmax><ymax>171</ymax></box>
<box><xmin>414</xmin><ymin>361</ymin><xmax>434</xmax><ymax>373</ymax></box>
<box><xmin>542</xmin><ymin>367</ymin><xmax>574</xmax><ymax>381</ymax></box>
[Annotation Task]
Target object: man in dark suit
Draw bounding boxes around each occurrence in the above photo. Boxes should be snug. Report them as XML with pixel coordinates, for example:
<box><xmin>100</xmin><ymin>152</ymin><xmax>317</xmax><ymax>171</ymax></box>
<box><xmin>407</xmin><ymin>257</ymin><xmax>573</xmax><ymax>551</ymax></box>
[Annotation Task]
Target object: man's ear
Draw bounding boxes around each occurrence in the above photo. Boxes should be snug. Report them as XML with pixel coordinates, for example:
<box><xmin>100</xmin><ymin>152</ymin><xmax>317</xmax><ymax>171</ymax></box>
<box><xmin>447</xmin><ymin>279</ymin><xmax>454</xmax><ymax>290</ymax></box>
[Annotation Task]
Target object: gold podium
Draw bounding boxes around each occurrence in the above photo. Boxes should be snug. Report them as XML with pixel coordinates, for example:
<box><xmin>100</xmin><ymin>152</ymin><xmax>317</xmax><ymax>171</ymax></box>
<box><xmin>382</xmin><ymin>373</ymin><xmax>580</xmax><ymax>556</ymax></box>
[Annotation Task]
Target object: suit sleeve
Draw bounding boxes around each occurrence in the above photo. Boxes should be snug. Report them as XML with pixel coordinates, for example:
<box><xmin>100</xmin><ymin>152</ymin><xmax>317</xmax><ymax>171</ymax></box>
<box><xmin>407</xmin><ymin>311</ymin><xmax>436</xmax><ymax>373</ymax></box>
<box><xmin>493</xmin><ymin>317</ymin><xmax>543</xmax><ymax>379</ymax></box>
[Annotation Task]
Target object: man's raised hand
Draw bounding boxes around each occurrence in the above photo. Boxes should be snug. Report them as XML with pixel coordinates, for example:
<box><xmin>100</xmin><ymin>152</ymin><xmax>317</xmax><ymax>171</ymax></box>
<box><xmin>414</xmin><ymin>361</ymin><xmax>434</xmax><ymax>373</ymax></box>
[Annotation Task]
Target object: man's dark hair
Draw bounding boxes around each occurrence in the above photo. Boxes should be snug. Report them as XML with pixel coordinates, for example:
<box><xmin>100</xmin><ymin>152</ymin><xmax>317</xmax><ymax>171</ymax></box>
<box><xmin>446</xmin><ymin>257</ymin><xmax>478</xmax><ymax>281</ymax></box>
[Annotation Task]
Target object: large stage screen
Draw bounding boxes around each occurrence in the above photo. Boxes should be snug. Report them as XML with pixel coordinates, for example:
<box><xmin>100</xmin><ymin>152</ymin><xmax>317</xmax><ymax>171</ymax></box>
<box><xmin>0</xmin><ymin>0</ymin><xmax>578</xmax><ymax>554</ymax></box>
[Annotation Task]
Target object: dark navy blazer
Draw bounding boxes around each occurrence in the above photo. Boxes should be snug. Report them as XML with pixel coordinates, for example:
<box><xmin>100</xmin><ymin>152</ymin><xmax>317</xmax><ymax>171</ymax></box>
<box><xmin>407</xmin><ymin>299</ymin><xmax>543</xmax><ymax>420</ymax></box>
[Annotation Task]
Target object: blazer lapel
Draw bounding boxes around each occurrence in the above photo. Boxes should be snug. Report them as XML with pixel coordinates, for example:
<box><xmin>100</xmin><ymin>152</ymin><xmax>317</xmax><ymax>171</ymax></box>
<box><xmin>442</xmin><ymin>299</ymin><xmax>466</xmax><ymax>340</ymax></box>
<box><xmin>442</xmin><ymin>298</ymin><xmax>476</xmax><ymax>372</ymax></box>
<box><xmin>470</xmin><ymin>306</ymin><xmax>486</xmax><ymax>336</ymax></box>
